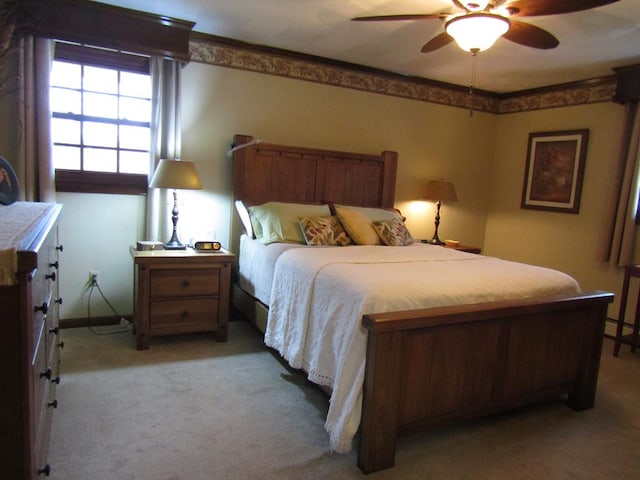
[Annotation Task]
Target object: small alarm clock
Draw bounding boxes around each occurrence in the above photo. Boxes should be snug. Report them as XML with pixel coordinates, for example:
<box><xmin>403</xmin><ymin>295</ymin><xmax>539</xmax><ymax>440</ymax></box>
<box><xmin>193</xmin><ymin>241</ymin><xmax>222</xmax><ymax>252</ymax></box>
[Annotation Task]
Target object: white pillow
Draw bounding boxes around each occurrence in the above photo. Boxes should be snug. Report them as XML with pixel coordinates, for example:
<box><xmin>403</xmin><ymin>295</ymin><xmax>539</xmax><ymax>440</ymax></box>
<box><xmin>235</xmin><ymin>200</ymin><xmax>254</xmax><ymax>238</ymax></box>
<box><xmin>248</xmin><ymin>201</ymin><xmax>331</xmax><ymax>244</ymax></box>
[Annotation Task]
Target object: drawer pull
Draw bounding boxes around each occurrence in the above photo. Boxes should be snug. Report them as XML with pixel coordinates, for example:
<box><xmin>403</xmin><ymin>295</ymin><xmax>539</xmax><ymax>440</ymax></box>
<box><xmin>37</xmin><ymin>464</ymin><xmax>51</xmax><ymax>476</ymax></box>
<box><xmin>48</xmin><ymin>399</ymin><xmax>58</xmax><ymax>409</ymax></box>
<box><xmin>52</xmin><ymin>376</ymin><xmax>61</xmax><ymax>385</ymax></box>
<box><xmin>57</xmin><ymin>341</ymin><xmax>65</xmax><ymax>349</ymax></box>
<box><xmin>40</xmin><ymin>368</ymin><xmax>52</xmax><ymax>380</ymax></box>
<box><xmin>55</xmin><ymin>297</ymin><xmax>63</xmax><ymax>305</ymax></box>
<box><xmin>35</xmin><ymin>302</ymin><xmax>48</xmax><ymax>314</ymax></box>
<box><xmin>56</xmin><ymin>244</ymin><xmax>64</xmax><ymax>252</ymax></box>
<box><xmin>182</xmin><ymin>279</ymin><xmax>190</xmax><ymax>288</ymax></box>
<box><xmin>46</xmin><ymin>271</ymin><xmax>56</xmax><ymax>281</ymax></box>
<box><xmin>50</xmin><ymin>261</ymin><xmax>59</xmax><ymax>269</ymax></box>
<box><xmin>181</xmin><ymin>310</ymin><xmax>189</xmax><ymax>319</ymax></box>
<box><xmin>49</xmin><ymin>326</ymin><xmax>60</xmax><ymax>335</ymax></box>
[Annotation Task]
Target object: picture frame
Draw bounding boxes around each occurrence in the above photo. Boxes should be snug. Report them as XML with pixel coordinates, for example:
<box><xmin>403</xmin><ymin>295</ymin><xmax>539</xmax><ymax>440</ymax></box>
<box><xmin>0</xmin><ymin>156</ymin><xmax>19</xmax><ymax>206</ymax></box>
<box><xmin>520</xmin><ymin>129</ymin><xmax>589</xmax><ymax>214</ymax></box>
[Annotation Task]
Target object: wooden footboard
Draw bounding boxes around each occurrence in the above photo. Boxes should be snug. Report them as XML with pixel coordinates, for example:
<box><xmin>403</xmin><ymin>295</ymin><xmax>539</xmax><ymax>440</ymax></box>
<box><xmin>358</xmin><ymin>291</ymin><xmax>614</xmax><ymax>474</ymax></box>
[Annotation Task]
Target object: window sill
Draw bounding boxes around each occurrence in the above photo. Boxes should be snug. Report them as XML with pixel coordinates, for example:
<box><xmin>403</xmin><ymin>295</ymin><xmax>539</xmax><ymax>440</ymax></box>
<box><xmin>55</xmin><ymin>170</ymin><xmax>148</xmax><ymax>195</ymax></box>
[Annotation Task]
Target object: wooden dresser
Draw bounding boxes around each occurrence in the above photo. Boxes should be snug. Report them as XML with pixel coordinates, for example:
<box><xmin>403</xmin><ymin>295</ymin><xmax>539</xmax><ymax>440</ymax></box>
<box><xmin>0</xmin><ymin>202</ymin><xmax>64</xmax><ymax>479</ymax></box>
<box><xmin>130</xmin><ymin>246</ymin><xmax>234</xmax><ymax>350</ymax></box>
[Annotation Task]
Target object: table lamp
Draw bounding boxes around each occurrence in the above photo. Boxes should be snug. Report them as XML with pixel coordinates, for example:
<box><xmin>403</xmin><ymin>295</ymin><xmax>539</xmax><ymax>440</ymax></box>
<box><xmin>149</xmin><ymin>159</ymin><xmax>203</xmax><ymax>250</ymax></box>
<box><xmin>423</xmin><ymin>179</ymin><xmax>457</xmax><ymax>245</ymax></box>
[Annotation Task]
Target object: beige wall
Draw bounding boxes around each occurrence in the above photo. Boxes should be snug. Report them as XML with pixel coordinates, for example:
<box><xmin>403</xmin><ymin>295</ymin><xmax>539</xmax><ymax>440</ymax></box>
<box><xmin>485</xmin><ymin>102</ymin><xmax>628</xmax><ymax>330</ymax></box>
<box><xmin>180</xmin><ymin>63</ymin><xmax>497</xmax><ymax>247</ymax></box>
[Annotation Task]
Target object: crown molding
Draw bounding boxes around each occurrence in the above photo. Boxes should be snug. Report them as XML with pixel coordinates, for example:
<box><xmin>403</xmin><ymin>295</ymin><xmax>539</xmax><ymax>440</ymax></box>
<box><xmin>189</xmin><ymin>32</ymin><xmax>616</xmax><ymax>115</ymax></box>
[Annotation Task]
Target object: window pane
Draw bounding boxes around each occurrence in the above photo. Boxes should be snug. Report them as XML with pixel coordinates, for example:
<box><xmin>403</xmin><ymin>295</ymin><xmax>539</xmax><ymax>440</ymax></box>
<box><xmin>51</xmin><ymin>87</ymin><xmax>81</xmax><ymax>115</ymax></box>
<box><xmin>84</xmin><ymin>147</ymin><xmax>117</xmax><ymax>172</ymax></box>
<box><xmin>120</xmin><ymin>150</ymin><xmax>149</xmax><ymax>174</ymax></box>
<box><xmin>53</xmin><ymin>145</ymin><xmax>81</xmax><ymax>170</ymax></box>
<box><xmin>83</xmin><ymin>122</ymin><xmax>117</xmax><ymax>147</ymax></box>
<box><xmin>120</xmin><ymin>97</ymin><xmax>150</xmax><ymax>122</ymax></box>
<box><xmin>84</xmin><ymin>65</ymin><xmax>118</xmax><ymax>94</ymax></box>
<box><xmin>120</xmin><ymin>125</ymin><xmax>150</xmax><ymax>150</ymax></box>
<box><xmin>120</xmin><ymin>71</ymin><xmax>150</xmax><ymax>98</ymax></box>
<box><xmin>51</xmin><ymin>61</ymin><xmax>81</xmax><ymax>89</ymax></box>
<box><xmin>84</xmin><ymin>92</ymin><xmax>118</xmax><ymax>119</ymax></box>
<box><xmin>52</xmin><ymin>118</ymin><xmax>81</xmax><ymax>145</ymax></box>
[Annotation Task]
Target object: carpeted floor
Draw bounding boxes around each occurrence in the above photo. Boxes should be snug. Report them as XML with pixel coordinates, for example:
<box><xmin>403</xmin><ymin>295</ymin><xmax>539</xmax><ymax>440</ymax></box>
<box><xmin>49</xmin><ymin>319</ymin><xmax>640</xmax><ymax>480</ymax></box>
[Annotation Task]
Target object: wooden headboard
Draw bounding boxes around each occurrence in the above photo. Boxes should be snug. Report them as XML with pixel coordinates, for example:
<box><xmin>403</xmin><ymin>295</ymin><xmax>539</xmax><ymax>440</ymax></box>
<box><xmin>230</xmin><ymin>134</ymin><xmax>398</xmax><ymax>252</ymax></box>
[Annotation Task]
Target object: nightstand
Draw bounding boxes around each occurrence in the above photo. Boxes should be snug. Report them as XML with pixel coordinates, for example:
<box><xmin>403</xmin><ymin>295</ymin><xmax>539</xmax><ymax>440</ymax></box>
<box><xmin>130</xmin><ymin>246</ymin><xmax>234</xmax><ymax>350</ymax></box>
<box><xmin>420</xmin><ymin>240</ymin><xmax>481</xmax><ymax>254</ymax></box>
<box><xmin>443</xmin><ymin>243</ymin><xmax>481</xmax><ymax>254</ymax></box>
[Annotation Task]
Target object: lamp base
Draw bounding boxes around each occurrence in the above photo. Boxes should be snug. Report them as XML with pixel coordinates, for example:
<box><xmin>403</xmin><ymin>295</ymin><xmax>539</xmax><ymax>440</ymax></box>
<box><xmin>163</xmin><ymin>242</ymin><xmax>186</xmax><ymax>250</ymax></box>
<box><xmin>163</xmin><ymin>233</ymin><xmax>186</xmax><ymax>250</ymax></box>
<box><xmin>422</xmin><ymin>238</ymin><xmax>445</xmax><ymax>246</ymax></box>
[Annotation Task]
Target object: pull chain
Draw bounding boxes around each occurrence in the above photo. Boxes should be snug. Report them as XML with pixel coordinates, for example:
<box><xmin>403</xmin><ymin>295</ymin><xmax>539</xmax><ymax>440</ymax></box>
<box><xmin>468</xmin><ymin>48</ymin><xmax>479</xmax><ymax>118</ymax></box>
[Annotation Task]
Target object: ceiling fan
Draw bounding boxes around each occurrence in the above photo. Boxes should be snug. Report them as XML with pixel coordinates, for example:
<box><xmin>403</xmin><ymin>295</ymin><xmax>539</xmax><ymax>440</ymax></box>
<box><xmin>352</xmin><ymin>0</ymin><xmax>620</xmax><ymax>54</ymax></box>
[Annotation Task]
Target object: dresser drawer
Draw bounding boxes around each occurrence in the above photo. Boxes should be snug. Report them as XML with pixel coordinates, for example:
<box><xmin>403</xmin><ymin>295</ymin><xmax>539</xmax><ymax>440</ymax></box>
<box><xmin>150</xmin><ymin>268</ymin><xmax>220</xmax><ymax>298</ymax></box>
<box><xmin>149</xmin><ymin>298</ymin><xmax>219</xmax><ymax>333</ymax></box>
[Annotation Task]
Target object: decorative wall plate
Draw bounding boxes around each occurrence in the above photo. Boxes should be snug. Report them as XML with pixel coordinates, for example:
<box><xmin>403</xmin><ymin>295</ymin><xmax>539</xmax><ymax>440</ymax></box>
<box><xmin>0</xmin><ymin>156</ymin><xmax>19</xmax><ymax>205</ymax></box>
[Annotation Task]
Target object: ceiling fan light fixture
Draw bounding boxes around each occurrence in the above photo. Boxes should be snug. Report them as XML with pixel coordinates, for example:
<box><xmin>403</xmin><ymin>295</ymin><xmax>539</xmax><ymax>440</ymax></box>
<box><xmin>445</xmin><ymin>12</ymin><xmax>510</xmax><ymax>52</ymax></box>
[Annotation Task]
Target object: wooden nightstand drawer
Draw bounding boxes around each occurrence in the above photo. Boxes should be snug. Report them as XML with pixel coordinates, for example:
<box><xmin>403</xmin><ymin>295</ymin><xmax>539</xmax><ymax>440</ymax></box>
<box><xmin>150</xmin><ymin>268</ymin><xmax>220</xmax><ymax>298</ymax></box>
<box><xmin>149</xmin><ymin>298</ymin><xmax>219</xmax><ymax>331</ymax></box>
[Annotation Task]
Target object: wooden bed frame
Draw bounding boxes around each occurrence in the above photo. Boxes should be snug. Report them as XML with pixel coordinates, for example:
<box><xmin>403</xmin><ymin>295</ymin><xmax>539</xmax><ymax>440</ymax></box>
<box><xmin>230</xmin><ymin>134</ymin><xmax>614</xmax><ymax>474</ymax></box>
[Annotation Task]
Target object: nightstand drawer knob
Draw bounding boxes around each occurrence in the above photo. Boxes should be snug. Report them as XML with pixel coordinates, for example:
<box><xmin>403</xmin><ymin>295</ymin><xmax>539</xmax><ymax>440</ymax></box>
<box><xmin>46</xmin><ymin>271</ymin><xmax>56</xmax><ymax>281</ymax></box>
<box><xmin>48</xmin><ymin>399</ymin><xmax>58</xmax><ymax>409</ymax></box>
<box><xmin>181</xmin><ymin>310</ymin><xmax>189</xmax><ymax>318</ymax></box>
<box><xmin>49</xmin><ymin>326</ymin><xmax>60</xmax><ymax>335</ymax></box>
<box><xmin>40</xmin><ymin>368</ymin><xmax>52</xmax><ymax>380</ymax></box>
<box><xmin>182</xmin><ymin>280</ymin><xmax>190</xmax><ymax>288</ymax></box>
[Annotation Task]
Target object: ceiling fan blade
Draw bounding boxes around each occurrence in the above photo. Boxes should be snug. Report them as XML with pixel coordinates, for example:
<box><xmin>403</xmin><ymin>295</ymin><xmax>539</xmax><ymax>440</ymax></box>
<box><xmin>505</xmin><ymin>0</ymin><xmax>619</xmax><ymax>17</ymax></box>
<box><xmin>502</xmin><ymin>20</ymin><xmax>558</xmax><ymax>49</ymax></box>
<box><xmin>451</xmin><ymin>1</ymin><xmax>468</xmax><ymax>10</ymax></box>
<box><xmin>352</xmin><ymin>14</ymin><xmax>444</xmax><ymax>22</ymax></box>
<box><xmin>421</xmin><ymin>32</ymin><xmax>454</xmax><ymax>53</ymax></box>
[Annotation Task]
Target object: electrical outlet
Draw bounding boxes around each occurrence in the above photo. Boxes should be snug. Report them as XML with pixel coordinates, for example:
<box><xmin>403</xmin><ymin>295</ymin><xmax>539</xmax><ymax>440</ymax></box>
<box><xmin>89</xmin><ymin>271</ymin><xmax>100</xmax><ymax>284</ymax></box>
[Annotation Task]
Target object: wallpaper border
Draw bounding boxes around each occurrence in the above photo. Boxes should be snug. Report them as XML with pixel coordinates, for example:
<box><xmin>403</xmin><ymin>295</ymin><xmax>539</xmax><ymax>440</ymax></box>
<box><xmin>189</xmin><ymin>36</ymin><xmax>616</xmax><ymax>115</ymax></box>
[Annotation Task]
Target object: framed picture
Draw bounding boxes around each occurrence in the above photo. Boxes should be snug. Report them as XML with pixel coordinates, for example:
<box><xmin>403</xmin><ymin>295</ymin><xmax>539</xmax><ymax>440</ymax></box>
<box><xmin>0</xmin><ymin>156</ymin><xmax>19</xmax><ymax>206</ymax></box>
<box><xmin>521</xmin><ymin>129</ymin><xmax>589</xmax><ymax>214</ymax></box>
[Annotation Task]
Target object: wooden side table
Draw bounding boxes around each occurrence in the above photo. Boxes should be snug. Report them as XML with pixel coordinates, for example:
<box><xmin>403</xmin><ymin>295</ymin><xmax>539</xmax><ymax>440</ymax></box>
<box><xmin>130</xmin><ymin>246</ymin><xmax>234</xmax><ymax>350</ymax></box>
<box><xmin>420</xmin><ymin>240</ymin><xmax>481</xmax><ymax>254</ymax></box>
<box><xmin>614</xmin><ymin>264</ymin><xmax>640</xmax><ymax>356</ymax></box>
<box><xmin>443</xmin><ymin>243</ymin><xmax>481</xmax><ymax>254</ymax></box>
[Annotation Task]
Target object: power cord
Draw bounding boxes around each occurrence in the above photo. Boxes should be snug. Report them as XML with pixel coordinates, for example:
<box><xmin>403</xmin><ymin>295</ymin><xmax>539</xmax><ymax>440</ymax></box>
<box><xmin>86</xmin><ymin>276</ymin><xmax>132</xmax><ymax>336</ymax></box>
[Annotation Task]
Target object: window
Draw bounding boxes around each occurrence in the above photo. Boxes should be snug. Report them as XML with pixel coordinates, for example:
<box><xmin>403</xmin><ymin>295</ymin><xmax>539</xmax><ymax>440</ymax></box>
<box><xmin>50</xmin><ymin>43</ymin><xmax>151</xmax><ymax>194</ymax></box>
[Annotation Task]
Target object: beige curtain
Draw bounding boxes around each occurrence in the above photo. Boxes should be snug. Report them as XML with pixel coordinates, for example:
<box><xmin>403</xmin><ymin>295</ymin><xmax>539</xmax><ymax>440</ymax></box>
<box><xmin>15</xmin><ymin>35</ymin><xmax>55</xmax><ymax>202</ymax></box>
<box><xmin>146</xmin><ymin>57</ymin><xmax>182</xmax><ymax>241</ymax></box>
<box><xmin>598</xmin><ymin>101</ymin><xmax>640</xmax><ymax>266</ymax></box>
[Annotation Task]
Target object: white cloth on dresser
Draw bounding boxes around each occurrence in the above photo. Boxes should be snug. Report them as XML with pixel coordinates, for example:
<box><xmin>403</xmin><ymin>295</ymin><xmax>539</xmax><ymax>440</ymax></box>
<box><xmin>0</xmin><ymin>202</ymin><xmax>55</xmax><ymax>286</ymax></box>
<box><xmin>263</xmin><ymin>243</ymin><xmax>581</xmax><ymax>453</ymax></box>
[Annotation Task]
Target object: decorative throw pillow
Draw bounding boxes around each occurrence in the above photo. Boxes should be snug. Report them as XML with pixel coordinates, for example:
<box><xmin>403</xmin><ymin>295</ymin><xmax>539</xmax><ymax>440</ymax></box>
<box><xmin>298</xmin><ymin>216</ymin><xmax>353</xmax><ymax>246</ymax></box>
<box><xmin>372</xmin><ymin>219</ymin><xmax>414</xmax><ymax>246</ymax></box>
<box><xmin>334</xmin><ymin>205</ymin><xmax>381</xmax><ymax>245</ymax></box>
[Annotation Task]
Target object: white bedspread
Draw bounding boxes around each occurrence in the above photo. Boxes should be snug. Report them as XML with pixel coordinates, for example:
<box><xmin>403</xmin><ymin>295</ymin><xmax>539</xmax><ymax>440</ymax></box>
<box><xmin>263</xmin><ymin>243</ymin><xmax>581</xmax><ymax>453</ymax></box>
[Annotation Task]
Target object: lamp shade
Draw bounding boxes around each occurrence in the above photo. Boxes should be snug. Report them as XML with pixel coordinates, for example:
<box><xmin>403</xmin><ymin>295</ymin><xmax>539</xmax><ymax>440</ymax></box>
<box><xmin>149</xmin><ymin>159</ymin><xmax>203</xmax><ymax>190</ymax></box>
<box><xmin>445</xmin><ymin>13</ymin><xmax>510</xmax><ymax>52</ymax></box>
<box><xmin>423</xmin><ymin>180</ymin><xmax>458</xmax><ymax>202</ymax></box>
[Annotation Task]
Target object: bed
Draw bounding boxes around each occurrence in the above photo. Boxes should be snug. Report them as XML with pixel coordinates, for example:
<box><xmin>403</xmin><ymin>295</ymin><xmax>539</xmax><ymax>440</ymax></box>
<box><xmin>229</xmin><ymin>134</ymin><xmax>614</xmax><ymax>473</ymax></box>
